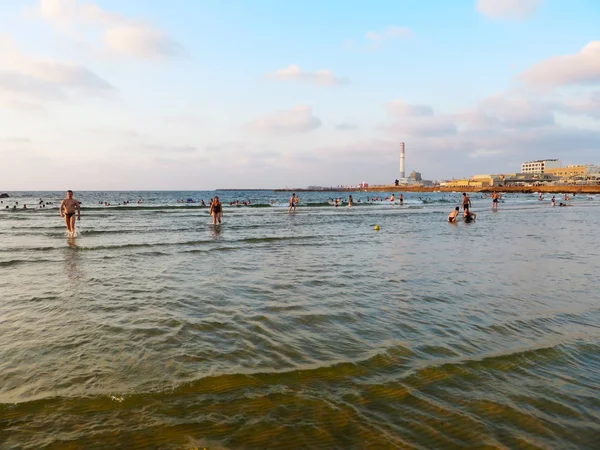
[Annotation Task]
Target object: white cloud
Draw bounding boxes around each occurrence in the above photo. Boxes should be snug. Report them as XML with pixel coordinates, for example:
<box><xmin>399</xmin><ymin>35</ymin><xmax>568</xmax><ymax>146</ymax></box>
<box><xmin>469</xmin><ymin>149</ymin><xmax>504</xmax><ymax>158</ymax></box>
<box><xmin>335</xmin><ymin>121</ymin><xmax>358</xmax><ymax>130</ymax></box>
<box><xmin>476</xmin><ymin>0</ymin><xmax>543</xmax><ymax>20</ymax></box>
<box><xmin>37</xmin><ymin>0</ymin><xmax>120</xmax><ymax>25</ymax></box>
<box><xmin>0</xmin><ymin>137</ymin><xmax>32</xmax><ymax>144</ymax></box>
<box><xmin>559</xmin><ymin>91</ymin><xmax>600</xmax><ymax>119</ymax></box>
<box><xmin>456</xmin><ymin>89</ymin><xmax>600</xmax><ymax>132</ymax></box>
<box><xmin>104</xmin><ymin>26</ymin><xmax>181</xmax><ymax>58</ymax></box>
<box><xmin>267</xmin><ymin>64</ymin><xmax>349</xmax><ymax>86</ymax></box>
<box><xmin>382</xmin><ymin>100</ymin><xmax>456</xmax><ymax>137</ymax></box>
<box><xmin>140</xmin><ymin>144</ymin><xmax>198</xmax><ymax>154</ymax></box>
<box><xmin>165</xmin><ymin>114</ymin><xmax>205</xmax><ymax>126</ymax></box>
<box><xmin>345</xmin><ymin>26</ymin><xmax>412</xmax><ymax>52</ymax></box>
<box><xmin>387</xmin><ymin>100</ymin><xmax>434</xmax><ymax>117</ymax></box>
<box><xmin>519</xmin><ymin>41</ymin><xmax>600</xmax><ymax>87</ymax></box>
<box><xmin>249</xmin><ymin>105</ymin><xmax>321</xmax><ymax>133</ymax></box>
<box><xmin>476</xmin><ymin>95</ymin><xmax>556</xmax><ymax>128</ymax></box>
<box><xmin>382</xmin><ymin>116</ymin><xmax>458</xmax><ymax>137</ymax></box>
<box><xmin>313</xmin><ymin>117</ymin><xmax>600</xmax><ymax>182</ymax></box>
<box><xmin>365</xmin><ymin>26</ymin><xmax>412</xmax><ymax>42</ymax></box>
<box><xmin>0</xmin><ymin>36</ymin><xmax>115</xmax><ymax>108</ymax></box>
<box><xmin>35</xmin><ymin>0</ymin><xmax>181</xmax><ymax>59</ymax></box>
<box><xmin>374</xmin><ymin>87</ymin><xmax>600</xmax><ymax>178</ymax></box>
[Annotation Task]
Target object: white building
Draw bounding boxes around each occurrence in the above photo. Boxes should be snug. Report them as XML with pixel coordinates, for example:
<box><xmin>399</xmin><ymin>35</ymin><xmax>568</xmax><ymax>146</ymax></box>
<box><xmin>520</xmin><ymin>159</ymin><xmax>562</xmax><ymax>174</ymax></box>
<box><xmin>584</xmin><ymin>164</ymin><xmax>600</xmax><ymax>174</ymax></box>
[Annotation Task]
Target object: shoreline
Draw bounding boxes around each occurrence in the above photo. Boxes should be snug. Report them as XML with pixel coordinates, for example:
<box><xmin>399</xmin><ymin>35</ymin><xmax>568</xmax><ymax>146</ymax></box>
<box><xmin>274</xmin><ymin>185</ymin><xmax>600</xmax><ymax>194</ymax></box>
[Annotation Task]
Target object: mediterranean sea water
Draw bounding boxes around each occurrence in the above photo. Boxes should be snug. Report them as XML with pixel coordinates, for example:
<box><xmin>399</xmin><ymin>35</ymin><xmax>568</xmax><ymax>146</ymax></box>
<box><xmin>1</xmin><ymin>190</ymin><xmax>599</xmax><ymax>449</ymax></box>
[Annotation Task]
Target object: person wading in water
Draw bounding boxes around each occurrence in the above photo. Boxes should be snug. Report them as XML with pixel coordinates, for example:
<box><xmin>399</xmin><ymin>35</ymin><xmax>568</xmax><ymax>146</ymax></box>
<box><xmin>210</xmin><ymin>196</ymin><xmax>223</xmax><ymax>224</ymax></box>
<box><xmin>59</xmin><ymin>190</ymin><xmax>81</xmax><ymax>236</ymax></box>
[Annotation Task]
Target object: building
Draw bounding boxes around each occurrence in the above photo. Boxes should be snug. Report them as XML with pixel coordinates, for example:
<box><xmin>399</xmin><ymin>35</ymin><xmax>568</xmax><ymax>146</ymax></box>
<box><xmin>409</xmin><ymin>170</ymin><xmax>422</xmax><ymax>182</ymax></box>
<box><xmin>584</xmin><ymin>164</ymin><xmax>600</xmax><ymax>175</ymax></box>
<box><xmin>471</xmin><ymin>174</ymin><xmax>504</xmax><ymax>187</ymax></box>
<box><xmin>545</xmin><ymin>165</ymin><xmax>586</xmax><ymax>179</ymax></box>
<box><xmin>441</xmin><ymin>179</ymin><xmax>485</xmax><ymax>188</ymax></box>
<box><xmin>502</xmin><ymin>173</ymin><xmax>557</xmax><ymax>186</ymax></box>
<box><xmin>520</xmin><ymin>159</ymin><xmax>562</xmax><ymax>174</ymax></box>
<box><xmin>440</xmin><ymin>175</ymin><xmax>503</xmax><ymax>188</ymax></box>
<box><xmin>396</xmin><ymin>142</ymin><xmax>413</xmax><ymax>184</ymax></box>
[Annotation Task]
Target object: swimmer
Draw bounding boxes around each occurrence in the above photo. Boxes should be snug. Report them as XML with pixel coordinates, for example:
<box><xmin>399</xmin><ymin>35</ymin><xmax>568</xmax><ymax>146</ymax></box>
<box><xmin>399</xmin><ymin>194</ymin><xmax>403</xmax><ymax>205</ymax></box>
<box><xmin>209</xmin><ymin>196</ymin><xmax>223</xmax><ymax>224</ymax></box>
<box><xmin>551</xmin><ymin>196</ymin><xmax>555</xmax><ymax>207</ymax></box>
<box><xmin>59</xmin><ymin>190</ymin><xmax>81</xmax><ymax>235</ymax></box>
<box><xmin>448</xmin><ymin>206</ymin><xmax>459</xmax><ymax>223</ymax></box>
<box><xmin>463</xmin><ymin>210</ymin><xmax>476</xmax><ymax>222</ymax></box>
<box><xmin>348</xmin><ymin>195</ymin><xmax>353</xmax><ymax>207</ymax></box>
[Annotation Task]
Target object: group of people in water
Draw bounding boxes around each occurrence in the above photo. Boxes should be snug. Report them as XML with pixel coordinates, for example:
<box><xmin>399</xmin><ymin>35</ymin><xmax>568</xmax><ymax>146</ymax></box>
<box><xmin>2</xmin><ymin>199</ymin><xmax>54</xmax><ymax>209</ymax></box>
<box><xmin>446</xmin><ymin>190</ymin><xmax>582</xmax><ymax>223</ymax></box>
<box><xmin>28</xmin><ymin>189</ymin><xmax>590</xmax><ymax>235</ymax></box>
<box><xmin>57</xmin><ymin>191</ymin><xmax>225</xmax><ymax>232</ymax></box>
<box><xmin>99</xmin><ymin>200</ymin><xmax>143</xmax><ymax>206</ymax></box>
<box><xmin>286</xmin><ymin>193</ymin><xmax>409</xmax><ymax>211</ymax></box>
<box><xmin>448</xmin><ymin>192</ymin><xmax>477</xmax><ymax>223</ymax></box>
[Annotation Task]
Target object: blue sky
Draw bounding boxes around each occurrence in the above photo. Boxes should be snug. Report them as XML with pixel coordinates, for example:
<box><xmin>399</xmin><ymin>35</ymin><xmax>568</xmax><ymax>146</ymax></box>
<box><xmin>0</xmin><ymin>0</ymin><xmax>599</xmax><ymax>189</ymax></box>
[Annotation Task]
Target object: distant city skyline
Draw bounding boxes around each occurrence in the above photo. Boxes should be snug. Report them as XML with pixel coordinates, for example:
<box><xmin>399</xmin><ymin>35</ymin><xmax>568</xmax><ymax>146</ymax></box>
<box><xmin>0</xmin><ymin>0</ymin><xmax>599</xmax><ymax>190</ymax></box>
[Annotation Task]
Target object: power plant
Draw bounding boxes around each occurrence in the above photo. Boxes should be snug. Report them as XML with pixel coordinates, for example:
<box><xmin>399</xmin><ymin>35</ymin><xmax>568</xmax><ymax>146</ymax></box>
<box><xmin>395</xmin><ymin>142</ymin><xmax>413</xmax><ymax>185</ymax></box>
<box><xmin>399</xmin><ymin>142</ymin><xmax>406</xmax><ymax>179</ymax></box>
<box><xmin>395</xmin><ymin>142</ymin><xmax>432</xmax><ymax>185</ymax></box>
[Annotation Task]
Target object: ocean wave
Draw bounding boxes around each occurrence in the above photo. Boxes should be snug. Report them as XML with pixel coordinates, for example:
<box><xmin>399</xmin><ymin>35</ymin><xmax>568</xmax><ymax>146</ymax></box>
<box><xmin>0</xmin><ymin>258</ymin><xmax>56</xmax><ymax>267</ymax></box>
<box><xmin>83</xmin><ymin>205</ymin><xmax>210</xmax><ymax>211</ymax></box>
<box><xmin>1</xmin><ymin>340</ymin><xmax>598</xmax><ymax>449</ymax></box>
<box><xmin>69</xmin><ymin>199</ymin><xmax>462</xmax><ymax>211</ymax></box>
<box><xmin>75</xmin><ymin>239</ymin><xmax>212</xmax><ymax>251</ymax></box>
<box><xmin>0</xmin><ymin>246</ymin><xmax>57</xmax><ymax>253</ymax></box>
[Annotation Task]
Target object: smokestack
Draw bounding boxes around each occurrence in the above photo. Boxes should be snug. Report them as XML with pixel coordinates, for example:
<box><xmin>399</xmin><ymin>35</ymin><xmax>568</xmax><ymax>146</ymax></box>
<box><xmin>400</xmin><ymin>142</ymin><xmax>405</xmax><ymax>178</ymax></box>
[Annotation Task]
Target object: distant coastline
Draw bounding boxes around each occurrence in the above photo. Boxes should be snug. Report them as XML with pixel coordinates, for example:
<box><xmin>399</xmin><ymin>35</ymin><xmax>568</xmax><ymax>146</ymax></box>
<box><xmin>272</xmin><ymin>185</ymin><xmax>600</xmax><ymax>194</ymax></box>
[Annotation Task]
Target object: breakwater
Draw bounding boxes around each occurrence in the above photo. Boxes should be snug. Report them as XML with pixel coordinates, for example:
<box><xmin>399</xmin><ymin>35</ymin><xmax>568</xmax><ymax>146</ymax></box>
<box><xmin>276</xmin><ymin>185</ymin><xmax>600</xmax><ymax>194</ymax></box>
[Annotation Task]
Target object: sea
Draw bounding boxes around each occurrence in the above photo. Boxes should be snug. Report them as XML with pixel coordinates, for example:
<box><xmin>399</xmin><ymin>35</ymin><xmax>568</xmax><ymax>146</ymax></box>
<box><xmin>1</xmin><ymin>190</ymin><xmax>599</xmax><ymax>449</ymax></box>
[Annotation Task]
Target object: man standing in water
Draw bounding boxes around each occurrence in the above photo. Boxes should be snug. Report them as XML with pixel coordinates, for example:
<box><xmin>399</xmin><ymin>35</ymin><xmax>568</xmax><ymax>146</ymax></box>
<box><xmin>462</xmin><ymin>192</ymin><xmax>472</xmax><ymax>212</ymax></box>
<box><xmin>59</xmin><ymin>190</ymin><xmax>80</xmax><ymax>235</ymax></box>
<box><xmin>491</xmin><ymin>191</ymin><xmax>499</xmax><ymax>210</ymax></box>
<box><xmin>288</xmin><ymin>193</ymin><xmax>297</xmax><ymax>213</ymax></box>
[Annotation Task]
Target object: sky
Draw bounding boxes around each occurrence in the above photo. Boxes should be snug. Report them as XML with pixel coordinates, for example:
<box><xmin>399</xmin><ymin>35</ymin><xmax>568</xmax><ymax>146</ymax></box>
<box><xmin>0</xmin><ymin>0</ymin><xmax>599</xmax><ymax>190</ymax></box>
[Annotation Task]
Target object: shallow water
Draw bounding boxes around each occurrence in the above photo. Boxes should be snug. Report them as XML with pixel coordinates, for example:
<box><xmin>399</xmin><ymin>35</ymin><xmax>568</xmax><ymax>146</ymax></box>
<box><xmin>1</xmin><ymin>191</ymin><xmax>599</xmax><ymax>449</ymax></box>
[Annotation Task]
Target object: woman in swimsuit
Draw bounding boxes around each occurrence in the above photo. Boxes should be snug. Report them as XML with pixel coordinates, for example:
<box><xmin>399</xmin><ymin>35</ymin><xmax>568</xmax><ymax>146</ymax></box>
<box><xmin>210</xmin><ymin>196</ymin><xmax>222</xmax><ymax>224</ymax></box>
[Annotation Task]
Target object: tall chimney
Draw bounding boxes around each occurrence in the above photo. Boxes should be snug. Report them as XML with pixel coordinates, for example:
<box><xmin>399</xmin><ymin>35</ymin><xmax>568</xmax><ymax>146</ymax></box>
<box><xmin>400</xmin><ymin>142</ymin><xmax>405</xmax><ymax>178</ymax></box>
